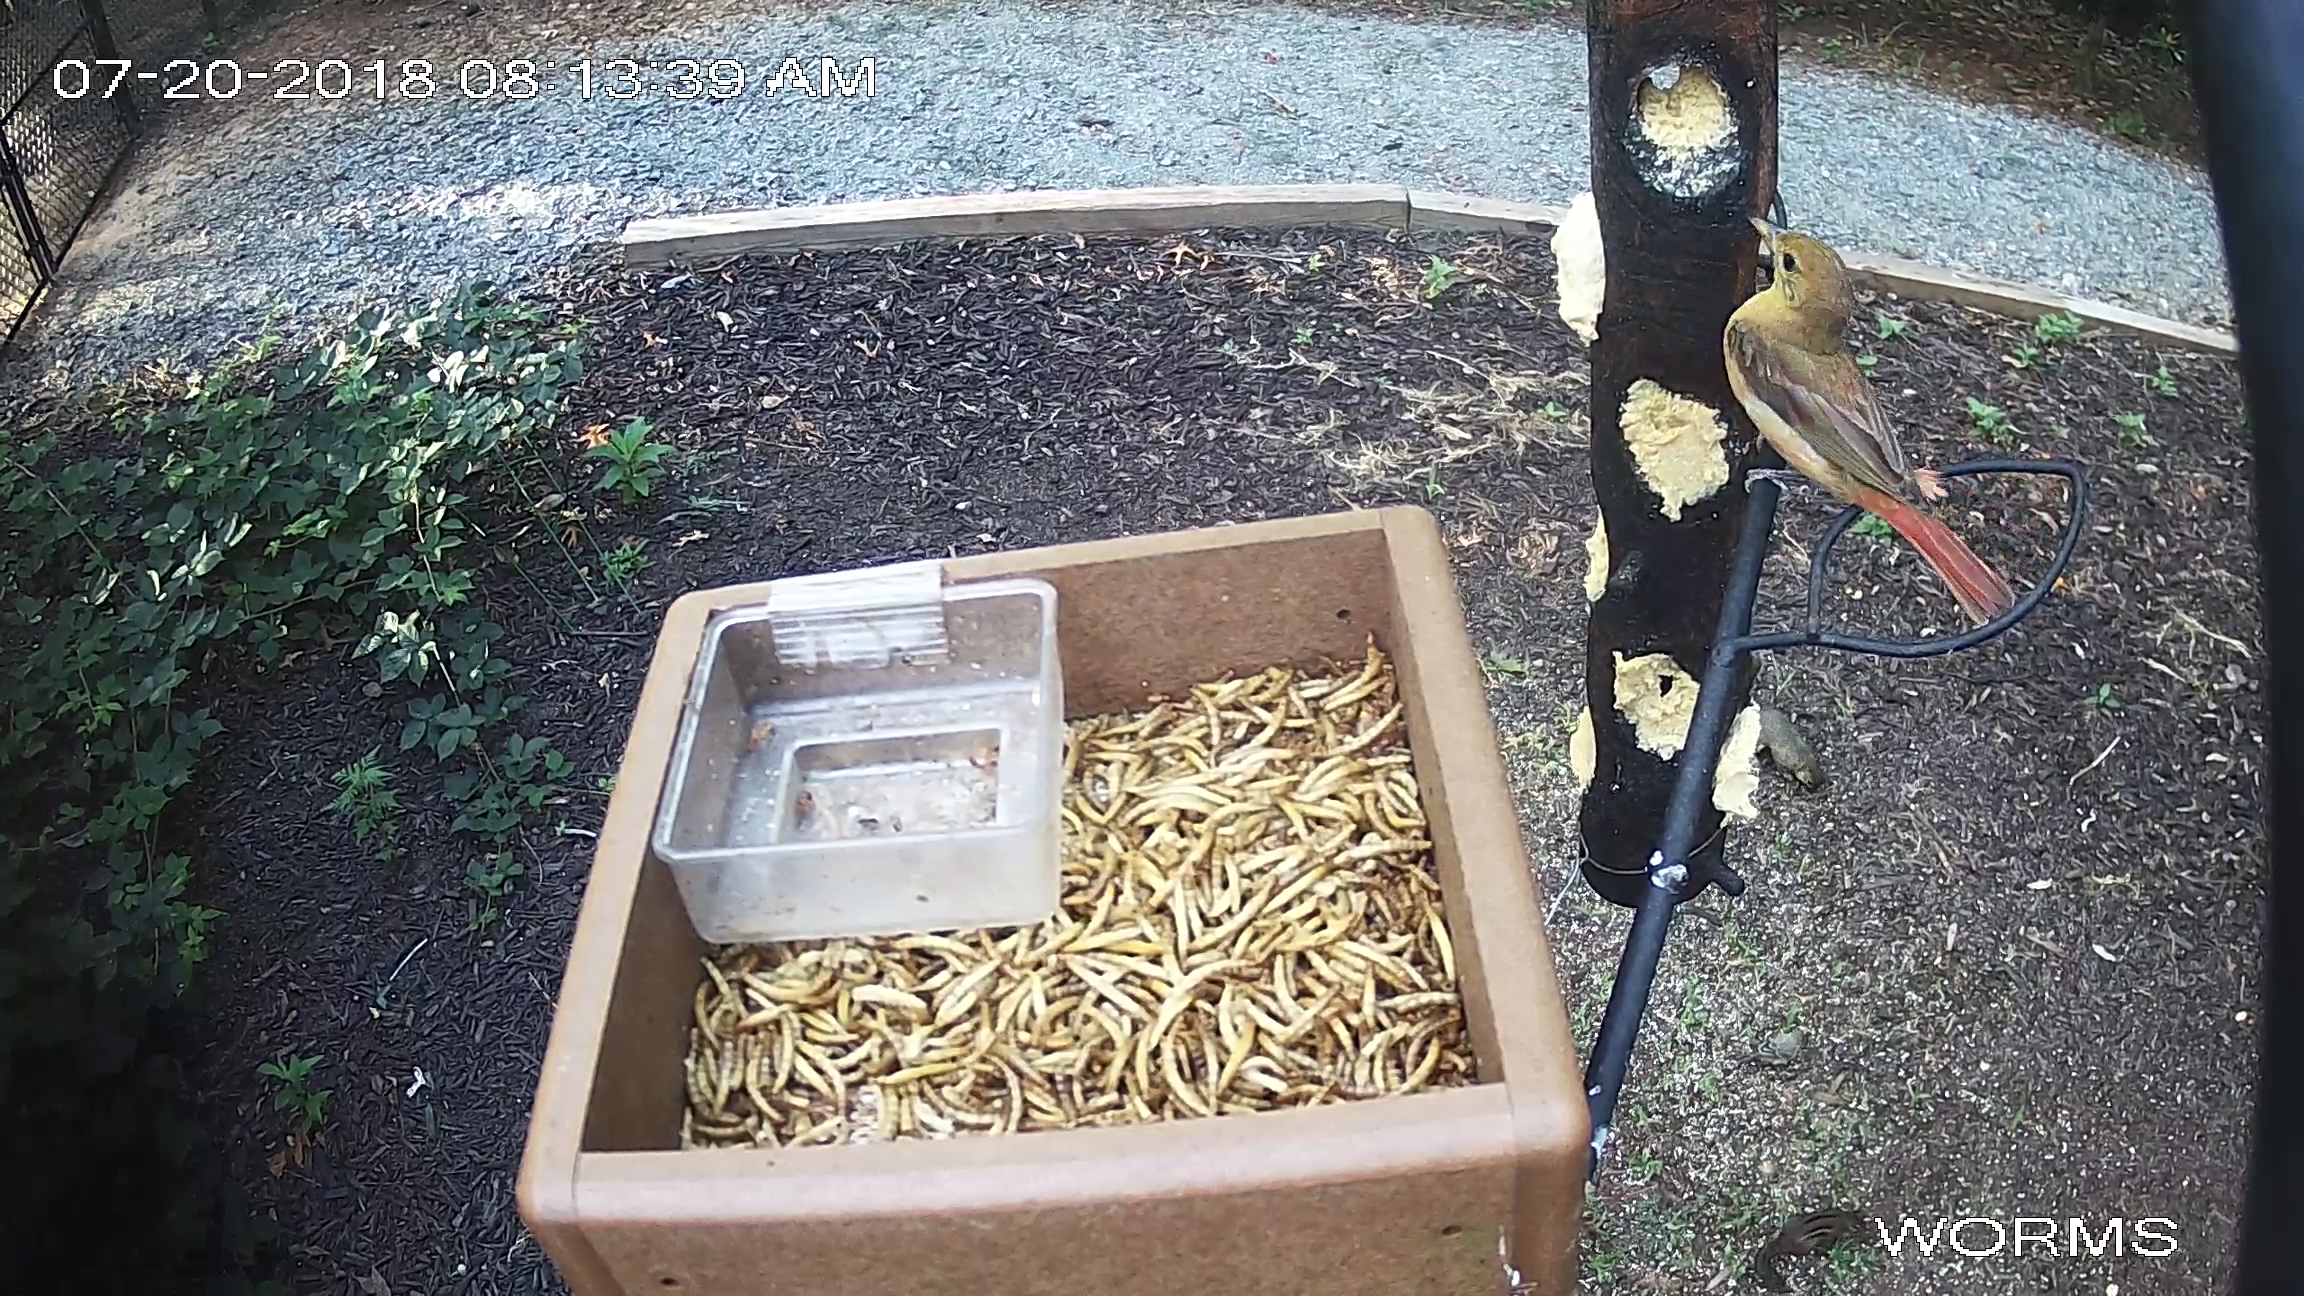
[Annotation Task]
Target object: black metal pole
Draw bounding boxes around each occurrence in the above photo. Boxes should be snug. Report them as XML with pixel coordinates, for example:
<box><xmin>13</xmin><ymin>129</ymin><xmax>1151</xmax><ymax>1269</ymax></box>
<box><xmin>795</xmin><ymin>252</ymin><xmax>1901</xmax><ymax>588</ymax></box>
<box><xmin>77</xmin><ymin>0</ymin><xmax>124</xmax><ymax>64</ymax></box>
<box><xmin>1583</xmin><ymin>476</ymin><xmax>1778</xmax><ymax>1170</ymax></box>
<box><xmin>2181</xmin><ymin>4</ymin><xmax>2304</xmax><ymax>1293</ymax></box>
<box><xmin>1579</xmin><ymin>458</ymin><xmax>2083</xmax><ymax>1176</ymax></box>
<box><xmin>0</xmin><ymin>135</ymin><xmax>50</xmax><ymax>276</ymax></box>
<box><xmin>75</xmin><ymin>0</ymin><xmax>139</xmax><ymax>129</ymax></box>
<box><xmin>1580</xmin><ymin>855</ymin><xmax>1676</xmax><ymax>1170</ymax></box>
<box><xmin>1655</xmin><ymin>477</ymin><xmax>1780</xmax><ymax>876</ymax></box>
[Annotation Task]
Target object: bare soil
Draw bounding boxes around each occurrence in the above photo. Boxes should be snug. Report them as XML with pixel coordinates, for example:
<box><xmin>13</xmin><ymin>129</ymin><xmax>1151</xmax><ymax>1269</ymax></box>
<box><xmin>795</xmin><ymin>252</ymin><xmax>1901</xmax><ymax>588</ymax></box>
<box><xmin>179</xmin><ymin>225</ymin><xmax>2259</xmax><ymax>1294</ymax></box>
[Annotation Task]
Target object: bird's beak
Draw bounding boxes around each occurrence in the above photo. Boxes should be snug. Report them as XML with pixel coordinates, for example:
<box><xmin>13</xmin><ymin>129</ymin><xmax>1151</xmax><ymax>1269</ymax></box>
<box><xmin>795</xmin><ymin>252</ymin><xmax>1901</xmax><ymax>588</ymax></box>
<box><xmin>1748</xmin><ymin>216</ymin><xmax>1780</xmax><ymax>271</ymax></box>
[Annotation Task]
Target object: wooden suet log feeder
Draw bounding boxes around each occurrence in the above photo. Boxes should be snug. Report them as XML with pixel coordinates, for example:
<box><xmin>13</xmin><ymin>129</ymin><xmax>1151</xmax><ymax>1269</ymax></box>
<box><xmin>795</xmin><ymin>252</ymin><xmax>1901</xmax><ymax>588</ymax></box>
<box><xmin>1577</xmin><ymin>0</ymin><xmax>1780</xmax><ymax>906</ymax></box>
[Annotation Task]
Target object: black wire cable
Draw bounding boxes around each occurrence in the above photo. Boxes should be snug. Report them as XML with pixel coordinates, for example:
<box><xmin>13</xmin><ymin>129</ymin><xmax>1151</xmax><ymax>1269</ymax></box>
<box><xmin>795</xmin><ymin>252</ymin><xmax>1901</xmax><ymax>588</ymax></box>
<box><xmin>1737</xmin><ymin>458</ymin><xmax>2087</xmax><ymax>659</ymax></box>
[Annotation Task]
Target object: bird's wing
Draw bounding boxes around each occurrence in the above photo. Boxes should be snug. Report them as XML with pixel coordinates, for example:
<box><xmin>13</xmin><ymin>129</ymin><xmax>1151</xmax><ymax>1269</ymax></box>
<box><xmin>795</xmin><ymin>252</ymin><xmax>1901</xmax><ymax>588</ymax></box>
<box><xmin>1726</xmin><ymin>322</ymin><xmax>1915</xmax><ymax>499</ymax></box>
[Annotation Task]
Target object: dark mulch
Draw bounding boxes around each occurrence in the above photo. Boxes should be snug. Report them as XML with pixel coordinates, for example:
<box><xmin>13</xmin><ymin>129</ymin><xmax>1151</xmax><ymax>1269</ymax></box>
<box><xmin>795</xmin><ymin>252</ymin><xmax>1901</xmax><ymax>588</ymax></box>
<box><xmin>179</xmin><ymin>224</ymin><xmax>2260</xmax><ymax>1295</ymax></box>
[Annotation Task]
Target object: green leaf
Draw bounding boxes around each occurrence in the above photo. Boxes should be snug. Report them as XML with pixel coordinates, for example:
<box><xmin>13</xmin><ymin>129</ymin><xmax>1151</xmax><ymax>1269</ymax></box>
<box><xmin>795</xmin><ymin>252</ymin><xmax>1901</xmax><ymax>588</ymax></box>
<box><xmin>0</xmin><ymin>280</ymin><xmax>583</xmax><ymax>1143</ymax></box>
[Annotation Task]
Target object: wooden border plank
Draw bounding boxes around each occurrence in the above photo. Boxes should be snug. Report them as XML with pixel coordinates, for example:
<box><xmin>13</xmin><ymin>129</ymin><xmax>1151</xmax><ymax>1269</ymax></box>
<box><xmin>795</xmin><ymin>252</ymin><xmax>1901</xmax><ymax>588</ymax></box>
<box><xmin>613</xmin><ymin>182</ymin><xmax>2233</xmax><ymax>357</ymax></box>
<box><xmin>1403</xmin><ymin>191</ymin><xmax>1565</xmax><ymax>236</ymax></box>
<box><xmin>1841</xmin><ymin>251</ymin><xmax>2238</xmax><ymax>355</ymax></box>
<box><xmin>618</xmin><ymin>185</ymin><xmax>1411</xmax><ymax>265</ymax></box>
<box><xmin>1396</xmin><ymin>192</ymin><xmax>2235</xmax><ymax>356</ymax></box>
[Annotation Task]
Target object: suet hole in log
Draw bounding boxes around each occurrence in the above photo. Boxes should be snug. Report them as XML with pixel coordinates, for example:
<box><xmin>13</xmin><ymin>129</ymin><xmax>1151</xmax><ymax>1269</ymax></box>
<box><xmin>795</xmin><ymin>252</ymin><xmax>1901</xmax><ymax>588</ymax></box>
<box><xmin>1611</xmin><ymin>651</ymin><xmax>1700</xmax><ymax>760</ymax></box>
<box><xmin>1619</xmin><ymin>379</ymin><xmax>1732</xmax><ymax>519</ymax></box>
<box><xmin>1630</xmin><ymin>61</ymin><xmax>1739</xmax><ymax>200</ymax></box>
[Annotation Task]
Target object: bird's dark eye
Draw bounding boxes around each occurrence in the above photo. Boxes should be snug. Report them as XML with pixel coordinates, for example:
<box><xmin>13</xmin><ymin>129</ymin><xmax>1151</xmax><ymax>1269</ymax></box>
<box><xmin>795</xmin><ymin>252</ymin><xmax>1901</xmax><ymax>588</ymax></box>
<box><xmin>1781</xmin><ymin>253</ymin><xmax>1800</xmax><ymax>273</ymax></box>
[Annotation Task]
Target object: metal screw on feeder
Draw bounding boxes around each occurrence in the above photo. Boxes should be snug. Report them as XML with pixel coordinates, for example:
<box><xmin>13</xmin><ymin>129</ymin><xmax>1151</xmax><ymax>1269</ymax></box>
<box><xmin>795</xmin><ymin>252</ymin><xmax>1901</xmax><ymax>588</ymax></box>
<box><xmin>1578</xmin><ymin>456</ymin><xmax>2090</xmax><ymax>1175</ymax></box>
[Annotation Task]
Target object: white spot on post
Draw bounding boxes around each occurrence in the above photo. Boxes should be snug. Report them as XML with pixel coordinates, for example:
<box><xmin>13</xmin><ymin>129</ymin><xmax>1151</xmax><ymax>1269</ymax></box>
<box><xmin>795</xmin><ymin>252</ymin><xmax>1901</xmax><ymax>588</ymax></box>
<box><xmin>1620</xmin><ymin>379</ymin><xmax>1730</xmax><ymax>520</ymax></box>
<box><xmin>1584</xmin><ymin>511</ymin><xmax>1609</xmax><ymax>602</ymax></box>
<box><xmin>1631</xmin><ymin>62</ymin><xmax>1739</xmax><ymax>199</ymax></box>
<box><xmin>1570</xmin><ymin>706</ymin><xmax>1596</xmax><ymax>789</ymax></box>
<box><xmin>1713</xmin><ymin>704</ymin><xmax>1763</xmax><ymax>820</ymax></box>
<box><xmin>1550</xmin><ymin>191</ymin><xmax>1604</xmax><ymax>345</ymax></box>
<box><xmin>1611</xmin><ymin>651</ymin><xmax>1699</xmax><ymax>759</ymax></box>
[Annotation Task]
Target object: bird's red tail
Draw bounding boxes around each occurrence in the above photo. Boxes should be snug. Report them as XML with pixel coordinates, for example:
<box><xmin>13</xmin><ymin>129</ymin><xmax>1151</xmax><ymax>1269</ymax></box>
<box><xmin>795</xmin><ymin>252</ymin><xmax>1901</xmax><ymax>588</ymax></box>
<box><xmin>1854</xmin><ymin>488</ymin><xmax>2018</xmax><ymax>627</ymax></box>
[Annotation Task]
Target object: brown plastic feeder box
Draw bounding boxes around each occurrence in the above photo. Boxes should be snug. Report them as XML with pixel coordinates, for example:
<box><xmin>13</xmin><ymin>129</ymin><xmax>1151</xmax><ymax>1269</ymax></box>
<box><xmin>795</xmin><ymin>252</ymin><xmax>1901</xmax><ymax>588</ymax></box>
<box><xmin>517</xmin><ymin>507</ymin><xmax>1590</xmax><ymax>1296</ymax></box>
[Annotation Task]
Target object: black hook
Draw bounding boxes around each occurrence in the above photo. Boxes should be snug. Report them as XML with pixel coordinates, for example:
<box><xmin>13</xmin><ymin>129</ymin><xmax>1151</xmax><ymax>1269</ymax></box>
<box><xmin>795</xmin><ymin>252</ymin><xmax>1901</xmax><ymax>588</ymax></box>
<box><xmin>1734</xmin><ymin>458</ymin><xmax>2090</xmax><ymax>660</ymax></box>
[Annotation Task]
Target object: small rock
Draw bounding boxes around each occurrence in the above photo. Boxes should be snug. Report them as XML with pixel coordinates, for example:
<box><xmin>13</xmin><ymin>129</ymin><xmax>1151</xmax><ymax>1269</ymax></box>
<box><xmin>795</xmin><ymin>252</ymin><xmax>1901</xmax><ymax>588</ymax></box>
<box><xmin>1756</xmin><ymin>707</ymin><xmax>1826</xmax><ymax>789</ymax></box>
<box><xmin>1765</xmin><ymin>1028</ymin><xmax>1805</xmax><ymax>1062</ymax></box>
<box><xmin>362</xmin><ymin>682</ymin><xmax>383</xmax><ymax>699</ymax></box>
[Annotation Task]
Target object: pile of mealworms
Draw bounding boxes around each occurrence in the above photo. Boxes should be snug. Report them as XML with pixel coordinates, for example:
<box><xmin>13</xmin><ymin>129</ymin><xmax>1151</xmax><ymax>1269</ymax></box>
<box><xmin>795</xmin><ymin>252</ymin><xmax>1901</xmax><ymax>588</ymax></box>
<box><xmin>680</xmin><ymin>637</ymin><xmax>1474</xmax><ymax>1149</ymax></box>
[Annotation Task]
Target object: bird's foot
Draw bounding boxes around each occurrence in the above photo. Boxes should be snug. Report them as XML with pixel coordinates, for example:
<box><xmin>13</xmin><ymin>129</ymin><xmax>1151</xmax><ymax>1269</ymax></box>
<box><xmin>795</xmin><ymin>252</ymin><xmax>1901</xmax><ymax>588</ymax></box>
<box><xmin>1914</xmin><ymin>467</ymin><xmax>1949</xmax><ymax>502</ymax></box>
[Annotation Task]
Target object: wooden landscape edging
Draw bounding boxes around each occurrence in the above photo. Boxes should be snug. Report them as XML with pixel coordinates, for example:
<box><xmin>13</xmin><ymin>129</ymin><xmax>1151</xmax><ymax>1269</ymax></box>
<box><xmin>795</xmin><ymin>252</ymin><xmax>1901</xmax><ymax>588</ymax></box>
<box><xmin>616</xmin><ymin>184</ymin><xmax>2237</xmax><ymax>357</ymax></box>
<box><xmin>613</xmin><ymin>185</ymin><xmax>1411</xmax><ymax>263</ymax></box>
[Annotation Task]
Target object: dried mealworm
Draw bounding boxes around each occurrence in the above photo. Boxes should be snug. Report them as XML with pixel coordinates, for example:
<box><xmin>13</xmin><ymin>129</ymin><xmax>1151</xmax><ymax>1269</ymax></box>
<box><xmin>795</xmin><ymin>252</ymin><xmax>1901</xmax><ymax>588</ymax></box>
<box><xmin>852</xmin><ymin>985</ymin><xmax>930</xmax><ymax>1018</ymax></box>
<box><xmin>787</xmin><ymin>1047</ymin><xmax>839</xmax><ymax>1102</ymax></box>
<box><xmin>679</xmin><ymin>639</ymin><xmax>1475</xmax><ymax>1149</ymax></box>
<box><xmin>713</xmin><ymin>1039</ymin><xmax>740</xmax><ymax>1111</ymax></box>
<box><xmin>1396</xmin><ymin>1034</ymin><xmax>1445</xmax><ymax>1095</ymax></box>
<box><xmin>1159</xmin><ymin>1031</ymin><xmax>1211</xmax><ymax>1118</ymax></box>
<box><xmin>1132</xmin><ymin>959</ymin><xmax>1241</xmax><ymax>1096</ymax></box>
<box><xmin>683</xmin><ymin>1043</ymin><xmax>713</xmax><ymax>1111</ymax></box>
<box><xmin>1379</xmin><ymin>989</ymin><xmax>1458</xmax><ymax>1015</ymax></box>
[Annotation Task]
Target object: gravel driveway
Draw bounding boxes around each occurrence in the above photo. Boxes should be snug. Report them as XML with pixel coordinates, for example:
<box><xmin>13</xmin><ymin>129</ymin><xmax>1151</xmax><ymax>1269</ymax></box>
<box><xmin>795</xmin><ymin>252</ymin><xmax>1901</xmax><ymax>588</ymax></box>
<box><xmin>11</xmin><ymin>0</ymin><xmax>2230</xmax><ymax>377</ymax></box>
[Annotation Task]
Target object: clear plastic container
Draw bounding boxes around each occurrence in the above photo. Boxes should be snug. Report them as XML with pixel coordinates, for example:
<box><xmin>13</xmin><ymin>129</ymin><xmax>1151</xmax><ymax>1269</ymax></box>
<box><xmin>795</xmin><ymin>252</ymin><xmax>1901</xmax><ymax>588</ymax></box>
<box><xmin>652</xmin><ymin>564</ymin><xmax>1063</xmax><ymax>944</ymax></box>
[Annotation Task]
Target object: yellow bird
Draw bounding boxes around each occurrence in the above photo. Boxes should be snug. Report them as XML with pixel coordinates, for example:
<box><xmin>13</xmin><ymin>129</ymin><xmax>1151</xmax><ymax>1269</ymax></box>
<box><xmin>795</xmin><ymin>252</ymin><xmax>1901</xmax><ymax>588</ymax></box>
<box><xmin>1724</xmin><ymin>217</ymin><xmax>2016</xmax><ymax>626</ymax></box>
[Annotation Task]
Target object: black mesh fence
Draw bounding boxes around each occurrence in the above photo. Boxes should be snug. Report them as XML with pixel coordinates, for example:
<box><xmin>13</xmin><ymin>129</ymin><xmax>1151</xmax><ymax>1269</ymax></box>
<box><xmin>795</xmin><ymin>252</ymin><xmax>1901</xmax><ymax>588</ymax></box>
<box><xmin>0</xmin><ymin>175</ymin><xmax>37</xmax><ymax>333</ymax></box>
<box><xmin>14</xmin><ymin>30</ymin><xmax>133</xmax><ymax>244</ymax></box>
<box><xmin>0</xmin><ymin>0</ymin><xmax>265</xmax><ymax>342</ymax></box>
<box><xmin>0</xmin><ymin>0</ymin><xmax>130</xmax><ymax>340</ymax></box>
